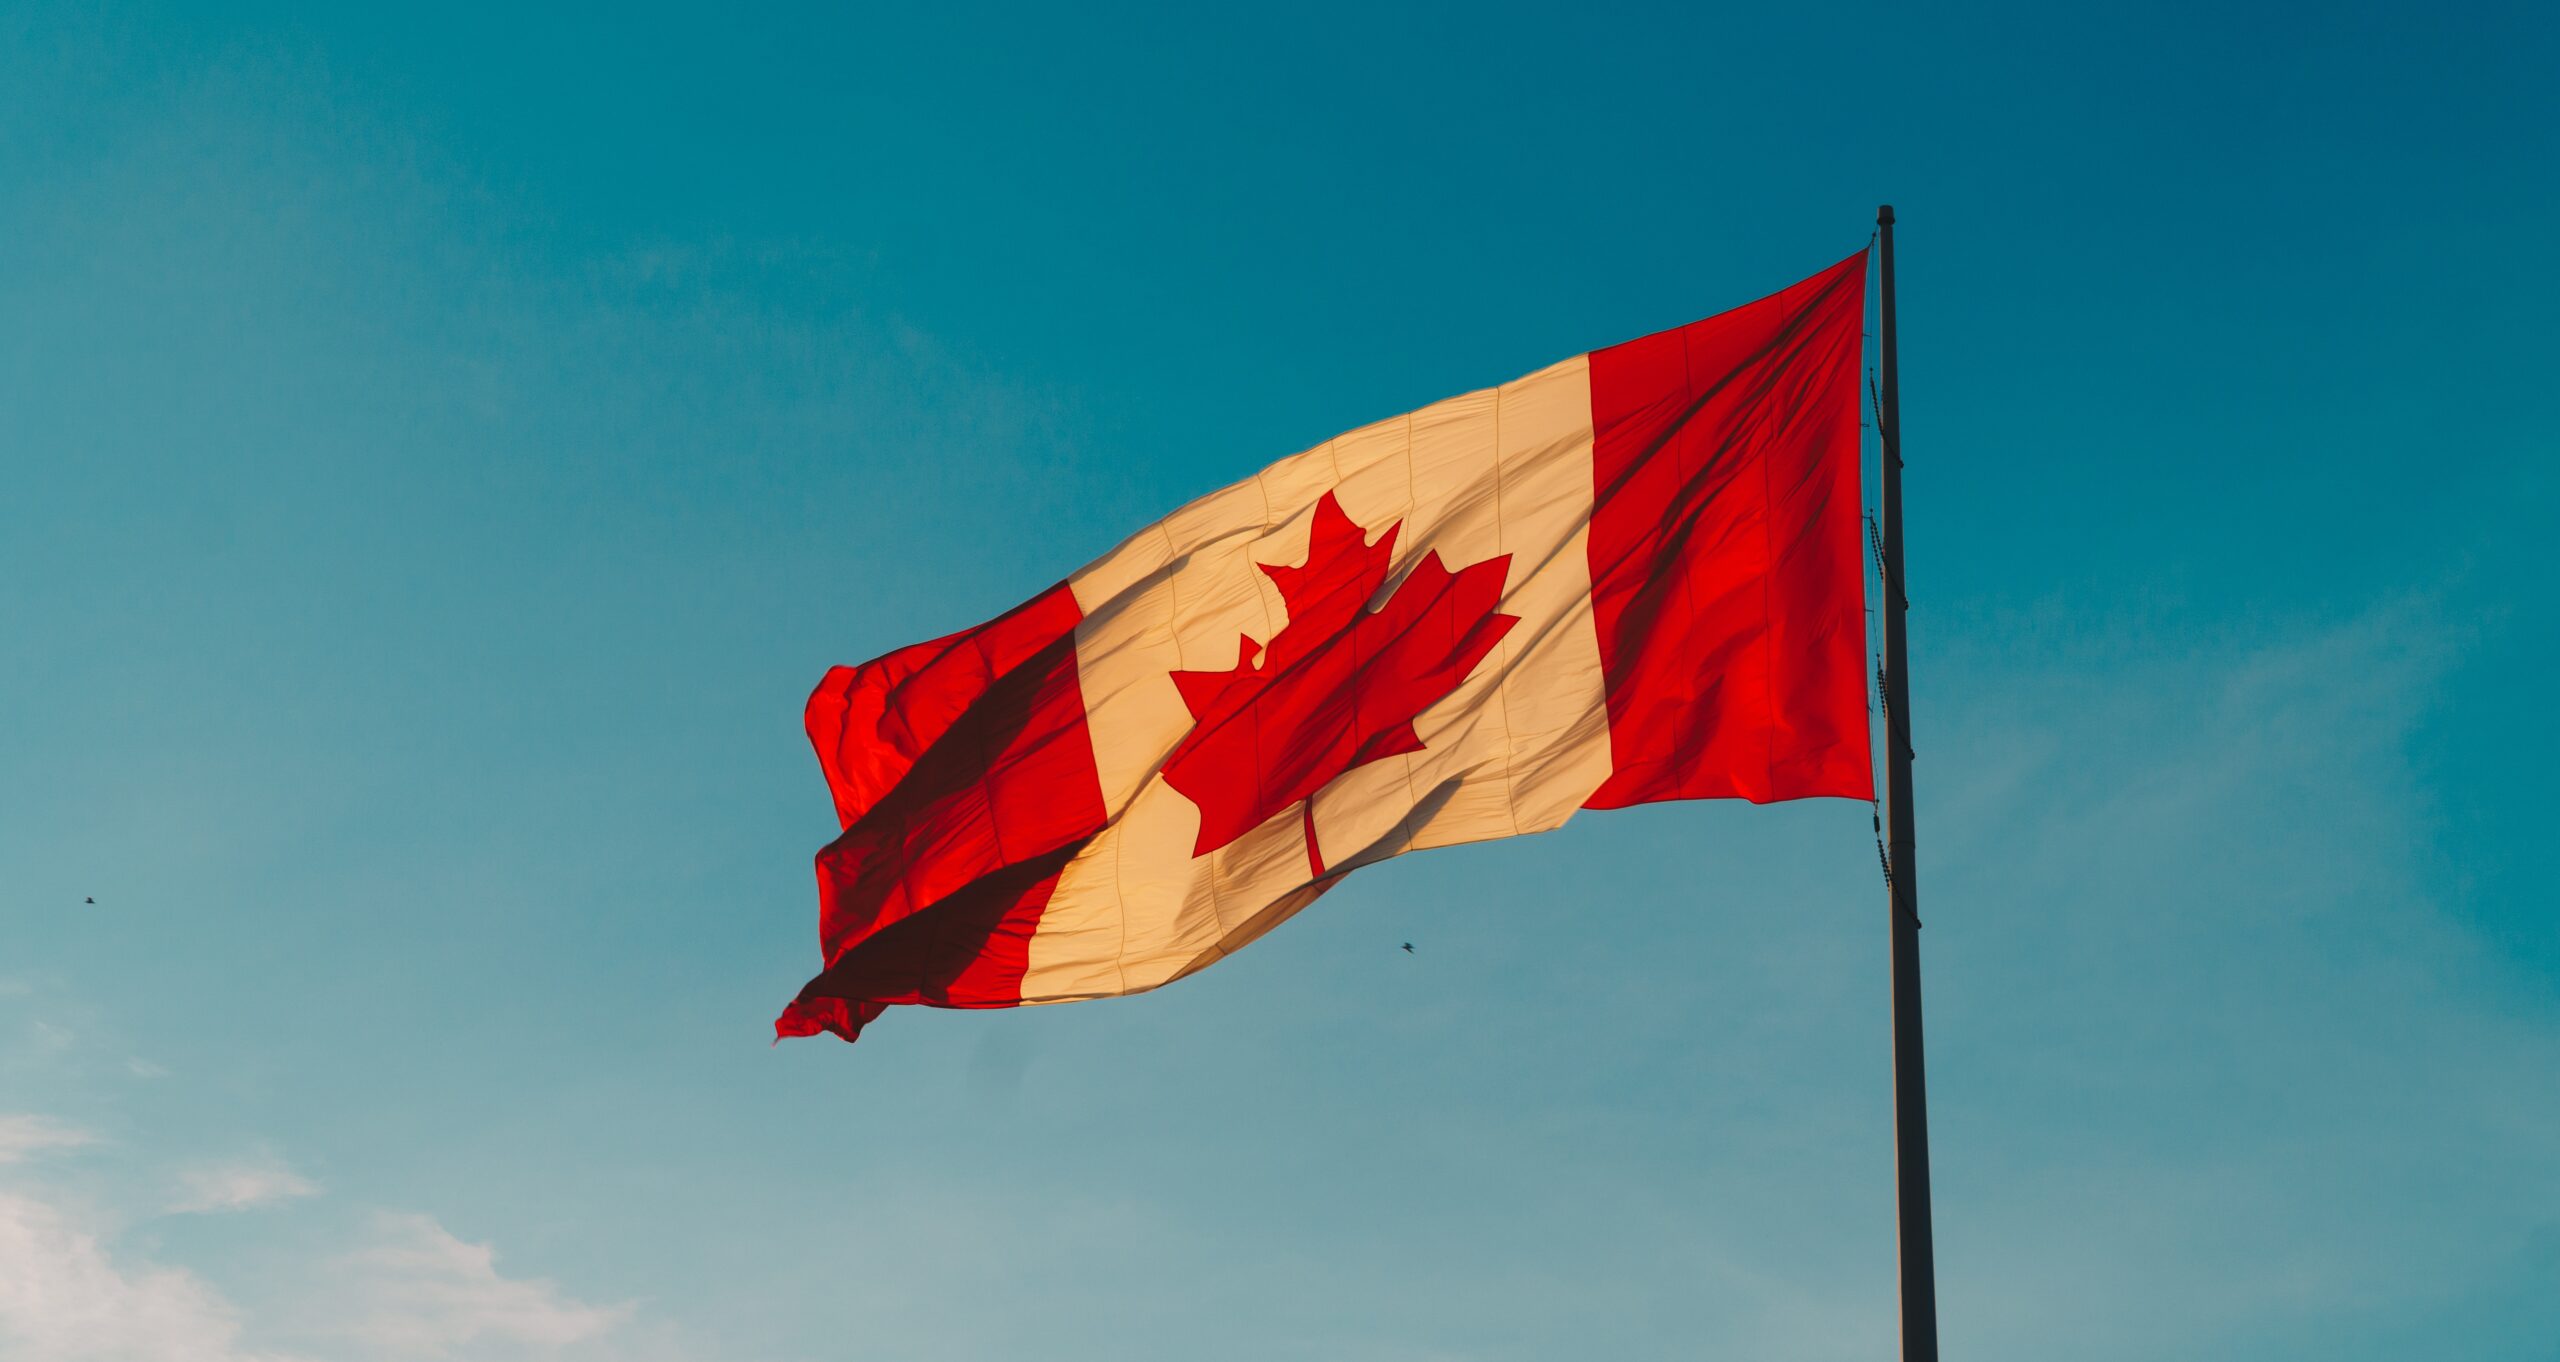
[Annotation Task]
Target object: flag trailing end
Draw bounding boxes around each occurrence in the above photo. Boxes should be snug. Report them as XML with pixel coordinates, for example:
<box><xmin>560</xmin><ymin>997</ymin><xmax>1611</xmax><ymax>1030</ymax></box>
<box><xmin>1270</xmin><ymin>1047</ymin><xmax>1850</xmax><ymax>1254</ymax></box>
<box><xmin>780</xmin><ymin>252</ymin><xmax>1873</xmax><ymax>1044</ymax></box>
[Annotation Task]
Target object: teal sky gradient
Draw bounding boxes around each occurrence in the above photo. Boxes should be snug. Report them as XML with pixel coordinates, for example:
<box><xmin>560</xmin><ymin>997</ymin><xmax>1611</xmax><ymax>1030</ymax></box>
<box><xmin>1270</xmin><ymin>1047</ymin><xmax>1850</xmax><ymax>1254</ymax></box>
<box><xmin>3</xmin><ymin>3</ymin><xmax>2555</xmax><ymax>1359</ymax></box>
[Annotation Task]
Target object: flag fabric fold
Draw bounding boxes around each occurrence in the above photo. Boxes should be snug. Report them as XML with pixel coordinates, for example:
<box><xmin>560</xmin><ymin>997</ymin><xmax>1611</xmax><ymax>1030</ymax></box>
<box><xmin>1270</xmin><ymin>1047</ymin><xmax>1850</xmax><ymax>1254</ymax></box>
<box><xmin>780</xmin><ymin>252</ymin><xmax>1874</xmax><ymax>1043</ymax></box>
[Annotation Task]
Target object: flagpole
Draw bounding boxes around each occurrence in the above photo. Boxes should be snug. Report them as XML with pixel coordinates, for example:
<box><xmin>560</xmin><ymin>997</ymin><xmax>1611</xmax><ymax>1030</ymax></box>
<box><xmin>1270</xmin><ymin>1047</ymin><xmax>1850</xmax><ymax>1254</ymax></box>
<box><xmin>1875</xmin><ymin>203</ymin><xmax>1940</xmax><ymax>1361</ymax></box>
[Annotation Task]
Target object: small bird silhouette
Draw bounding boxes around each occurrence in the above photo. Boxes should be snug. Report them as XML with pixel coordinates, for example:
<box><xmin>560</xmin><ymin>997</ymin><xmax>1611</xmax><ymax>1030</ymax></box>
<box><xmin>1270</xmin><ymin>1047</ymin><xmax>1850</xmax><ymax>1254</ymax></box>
<box><xmin>84</xmin><ymin>897</ymin><xmax>95</xmax><ymax>905</ymax></box>
<box><xmin>1401</xmin><ymin>942</ymin><xmax>1414</xmax><ymax>954</ymax></box>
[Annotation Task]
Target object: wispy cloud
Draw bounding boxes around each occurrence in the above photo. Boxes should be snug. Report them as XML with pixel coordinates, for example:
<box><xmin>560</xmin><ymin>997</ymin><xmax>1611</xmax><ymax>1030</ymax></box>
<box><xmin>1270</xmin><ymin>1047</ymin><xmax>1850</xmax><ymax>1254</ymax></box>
<box><xmin>0</xmin><ymin>1189</ymin><xmax>296</xmax><ymax>1362</ymax></box>
<box><xmin>0</xmin><ymin>1184</ymin><xmax>657</xmax><ymax>1362</ymax></box>
<box><xmin>170</xmin><ymin>1156</ymin><xmax>321</xmax><ymax>1214</ymax></box>
<box><xmin>324</xmin><ymin>1211</ymin><xmax>633</xmax><ymax>1355</ymax></box>
<box><xmin>1912</xmin><ymin>591</ymin><xmax>2560</xmax><ymax>1359</ymax></box>
<box><xmin>0</xmin><ymin>1111</ymin><xmax>670</xmax><ymax>1361</ymax></box>
<box><xmin>0</xmin><ymin>1115</ymin><xmax>93</xmax><ymax>1164</ymax></box>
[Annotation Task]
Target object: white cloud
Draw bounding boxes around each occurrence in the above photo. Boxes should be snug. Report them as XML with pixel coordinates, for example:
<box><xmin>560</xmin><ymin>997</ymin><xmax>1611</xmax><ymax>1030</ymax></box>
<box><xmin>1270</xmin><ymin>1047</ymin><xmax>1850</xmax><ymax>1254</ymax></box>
<box><xmin>0</xmin><ymin>1114</ymin><xmax>94</xmax><ymax>1164</ymax></box>
<box><xmin>170</xmin><ymin>1158</ymin><xmax>321</xmax><ymax>1215</ymax></box>
<box><xmin>0</xmin><ymin>1189</ymin><xmax>295</xmax><ymax>1362</ymax></box>
<box><xmin>0</xmin><ymin>1189</ymin><xmax>649</xmax><ymax>1361</ymax></box>
<box><xmin>323</xmin><ymin>1212</ymin><xmax>633</xmax><ymax>1356</ymax></box>
<box><xmin>126</xmin><ymin>1058</ymin><xmax>170</xmax><ymax>1080</ymax></box>
<box><xmin>0</xmin><ymin>1111</ymin><xmax>662</xmax><ymax>1361</ymax></box>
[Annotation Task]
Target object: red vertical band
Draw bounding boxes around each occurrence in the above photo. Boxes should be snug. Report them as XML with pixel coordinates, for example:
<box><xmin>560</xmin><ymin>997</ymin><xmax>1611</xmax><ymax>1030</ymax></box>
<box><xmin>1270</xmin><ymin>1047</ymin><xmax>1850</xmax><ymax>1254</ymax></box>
<box><xmin>779</xmin><ymin>583</ymin><xmax>1107</xmax><ymax>1041</ymax></box>
<box><xmin>1583</xmin><ymin>253</ymin><xmax>1875</xmax><ymax>809</ymax></box>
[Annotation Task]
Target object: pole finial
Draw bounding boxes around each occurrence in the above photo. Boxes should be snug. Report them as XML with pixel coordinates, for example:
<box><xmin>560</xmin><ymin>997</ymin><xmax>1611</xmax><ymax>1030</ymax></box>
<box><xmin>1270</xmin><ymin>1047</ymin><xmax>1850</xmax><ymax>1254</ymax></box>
<box><xmin>1878</xmin><ymin>204</ymin><xmax>1895</xmax><ymax>227</ymax></box>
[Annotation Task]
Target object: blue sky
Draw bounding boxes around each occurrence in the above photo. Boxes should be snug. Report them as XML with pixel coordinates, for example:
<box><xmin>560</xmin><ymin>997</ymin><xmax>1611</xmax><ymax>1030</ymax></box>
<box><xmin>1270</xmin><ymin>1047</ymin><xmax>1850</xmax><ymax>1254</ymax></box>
<box><xmin>3</xmin><ymin>2</ymin><xmax>2554</xmax><ymax>1359</ymax></box>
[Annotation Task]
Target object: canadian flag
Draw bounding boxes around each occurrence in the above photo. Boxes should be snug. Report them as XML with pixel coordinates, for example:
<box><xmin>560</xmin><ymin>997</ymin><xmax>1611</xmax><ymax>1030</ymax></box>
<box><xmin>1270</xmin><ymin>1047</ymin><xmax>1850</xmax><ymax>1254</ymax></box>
<box><xmin>780</xmin><ymin>253</ymin><xmax>1873</xmax><ymax>1043</ymax></box>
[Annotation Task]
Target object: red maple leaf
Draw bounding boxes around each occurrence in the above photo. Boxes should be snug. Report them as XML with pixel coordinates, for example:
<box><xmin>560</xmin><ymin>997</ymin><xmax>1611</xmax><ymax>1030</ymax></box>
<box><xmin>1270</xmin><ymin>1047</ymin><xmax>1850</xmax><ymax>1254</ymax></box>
<box><xmin>1161</xmin><ymin>492</ymin><xmax>1519</xmax><ymax>876</ymax></box>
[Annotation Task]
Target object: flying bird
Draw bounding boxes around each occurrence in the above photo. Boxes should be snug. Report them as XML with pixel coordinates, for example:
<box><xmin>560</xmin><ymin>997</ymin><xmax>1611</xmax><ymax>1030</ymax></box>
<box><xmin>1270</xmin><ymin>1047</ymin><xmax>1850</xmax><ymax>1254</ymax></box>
<box><xmin>84</xmin><ymin>897</ymin><xmax>95</xmax><ymax>905</ymax></box>
<box><xmin>1401</xmin><ymin>942</ymin><xmax>1414</xmax><ymax>954</ymax></box>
